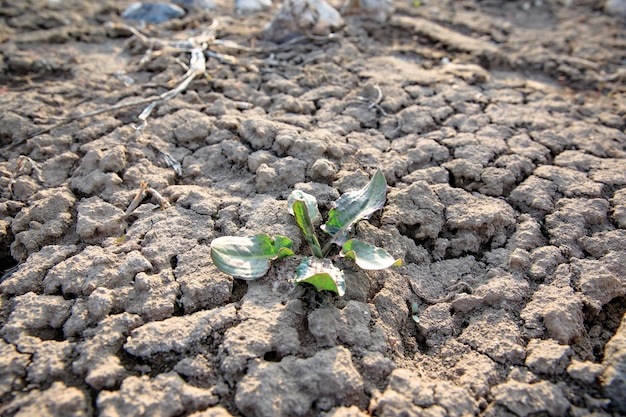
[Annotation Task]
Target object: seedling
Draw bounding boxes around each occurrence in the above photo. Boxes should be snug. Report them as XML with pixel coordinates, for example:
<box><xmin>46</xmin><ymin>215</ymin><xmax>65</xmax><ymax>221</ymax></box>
<box><xmin>210</xmin><ymin>169</ymin><xmax>402</xmax><ymax>296</ymax></box>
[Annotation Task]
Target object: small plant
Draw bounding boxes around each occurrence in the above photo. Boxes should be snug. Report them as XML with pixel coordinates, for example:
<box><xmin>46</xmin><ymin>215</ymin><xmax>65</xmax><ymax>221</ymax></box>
<box><xmin>210</xmin><ymin>169</ymin><xmax>402</xmax><ymax>296</ymax></box>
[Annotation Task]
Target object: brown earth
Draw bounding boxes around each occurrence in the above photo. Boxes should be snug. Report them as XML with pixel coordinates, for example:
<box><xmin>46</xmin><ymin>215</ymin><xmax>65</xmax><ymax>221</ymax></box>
<box><xmin>1</xmin><ymin>0</ymin><xmax>626</xmax><ymax>416</ymax></box>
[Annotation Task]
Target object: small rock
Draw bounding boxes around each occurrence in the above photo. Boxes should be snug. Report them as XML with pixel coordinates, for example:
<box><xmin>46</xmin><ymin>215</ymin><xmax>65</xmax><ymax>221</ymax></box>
<box><xmin>122</xmin><ymin>2</ymin><xmax>186</xmax><ymax>24</ymax></box>
<box><xmin>262</xmin><ymin>0</ymin><xmax>344</xmax><ymax>43</ymax></box>
<box><xmin>235</xmin><ymin>0</ymin><xmax>272</xmax><ymax>12</ymax></box>
<box><xmin>173</xmin><ymin>0</ymin><xmax>216</xmax><ymax>10</ymax></box>
<box><xmin>604</xmin><ymin>0</ymin><xmax>626</xmax><ymax>16</ymax></box>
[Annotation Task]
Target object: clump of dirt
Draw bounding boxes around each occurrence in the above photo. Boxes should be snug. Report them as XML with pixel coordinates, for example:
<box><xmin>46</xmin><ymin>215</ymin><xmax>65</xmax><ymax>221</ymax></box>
<box><xmin>1</xmin><ymin>0</ymin><xmax>625</xmax><ymax>416</ymax></box>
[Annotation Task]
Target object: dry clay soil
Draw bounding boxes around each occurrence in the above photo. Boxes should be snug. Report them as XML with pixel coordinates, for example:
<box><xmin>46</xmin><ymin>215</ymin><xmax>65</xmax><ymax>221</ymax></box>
<box><xmin>1</xmin><ymin>0</ymin><xmax>626</xmax><ymax>416</ymax></box>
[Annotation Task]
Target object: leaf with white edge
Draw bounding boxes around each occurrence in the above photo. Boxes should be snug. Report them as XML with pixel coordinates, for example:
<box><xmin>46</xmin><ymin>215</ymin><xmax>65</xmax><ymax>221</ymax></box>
<box><xmin>288</xmin><ymin>190</ymin><xmax>320</xmax><ymax>222</ymax></box>
<box><xmin>210</xmin><ymin>234</ymin><xmax>294</xmax><ymax>280</ymax></box>
<box><xmin>322</xmin><ymin>168</ymin><xmax>387</xmax><ymax>245</ymax></box>
<box><xmin>411</xmin><ymin>302</ymin><xmax>420</xmax><ymax>323</ymax></box>
<box><xmin>340</xmin><ymin>239</ymin><xmax>402</xmax><ymax>270</ymax></box>
<box><xmin>295</xmin><ymin>257</ymin><xmax>346</xmax><ymax>296</ymax></box>
<box><xmin>291</xmin><ymin>200</ymin><xmax>323</xmax><ymax>258</ymax></box>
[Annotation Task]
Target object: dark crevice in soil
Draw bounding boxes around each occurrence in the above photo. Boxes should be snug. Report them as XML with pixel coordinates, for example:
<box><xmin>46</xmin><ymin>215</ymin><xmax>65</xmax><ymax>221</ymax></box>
<box><xmin>34</xmin><ymin>326</ymin><xmax>66</xmax><ymax>342</ymax></box>
<box><xmin>0</xmin><ymin>254</ymin><xmax>18</xmax><ymax>277</ymax></box>
<box><xmin>229</xmin><ymin>278</ymin><xmax>248</xmax><ymax>304</ymax></box>
<box><xmin>585</xmin><ymin>295</ymin><xmax>626</xmax><ymax>363</ymax></box>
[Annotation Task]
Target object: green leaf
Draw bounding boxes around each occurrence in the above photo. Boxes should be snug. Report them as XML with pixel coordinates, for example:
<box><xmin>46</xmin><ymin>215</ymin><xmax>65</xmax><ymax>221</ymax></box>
<box><xmin>210</xmin><ymin>234</ymin><xmax>294</xmax><ymax>280</ymax></box>
<box><xmin>288</xmin><ymin>190</ymin><xmax>320</xmax><ymax>222</ymax></box>
<box><xmin>295</xmin><ymin>257</ymin><xmax>346</xmax><ymax>296</ymax></box>
<box><xmin>411</xmin><ymin>302</ymin><xmax>419</xmax><ymax>323</ymax></box>
<box><xmin>291</xmin><ymin>200</ymin><xmax>324</xmax><ymax>258</ymax></box>
<box><xmin>322</xmin><ymin>169</ymin><xmax>387</xmax><ymax>246</ymax></box>
<box><xmin>340</xmin><ymin>239</ymin><xmax>402</xmax><ymax>270</ymax></box>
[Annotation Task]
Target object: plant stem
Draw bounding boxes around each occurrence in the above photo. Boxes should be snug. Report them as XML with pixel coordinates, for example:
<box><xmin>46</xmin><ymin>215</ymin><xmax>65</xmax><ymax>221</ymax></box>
<box><xmin>322</xmin><ymin>240</ymin><xmax>335</xmax><ymax>258</ymax></box>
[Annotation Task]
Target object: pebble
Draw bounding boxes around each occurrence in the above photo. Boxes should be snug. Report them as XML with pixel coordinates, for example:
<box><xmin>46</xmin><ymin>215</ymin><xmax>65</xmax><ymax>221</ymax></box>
<box><xmin>121</xmin><ymin>2</ymin><xmax>186</xmax><ymax>24</ymax></box>
<box><xmin>172</xmin><ymin>0</ymin><xmax>216</xmax><ymax>10</ymax></box>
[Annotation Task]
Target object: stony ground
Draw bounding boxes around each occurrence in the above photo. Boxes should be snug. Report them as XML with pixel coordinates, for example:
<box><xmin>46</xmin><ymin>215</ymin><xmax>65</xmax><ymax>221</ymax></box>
<box><xmin>1</xmin><ymin>0</ymin><xmax>626</xmax><ymax>416</ymax></box>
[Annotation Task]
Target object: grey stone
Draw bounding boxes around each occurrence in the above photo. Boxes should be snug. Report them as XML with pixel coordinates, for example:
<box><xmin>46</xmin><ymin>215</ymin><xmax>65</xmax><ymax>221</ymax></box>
<box><xmin>122</xmin><ymin>2</ymin><xmax>185</xmax><ymax>23</ymax></box>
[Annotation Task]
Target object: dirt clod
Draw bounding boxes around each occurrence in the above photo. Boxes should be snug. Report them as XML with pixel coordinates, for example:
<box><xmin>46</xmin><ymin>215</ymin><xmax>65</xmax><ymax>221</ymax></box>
<box><xmin>1</xmin><ymin>0</ymin><xmax>625</xmax><ymax>415</ymax></box>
